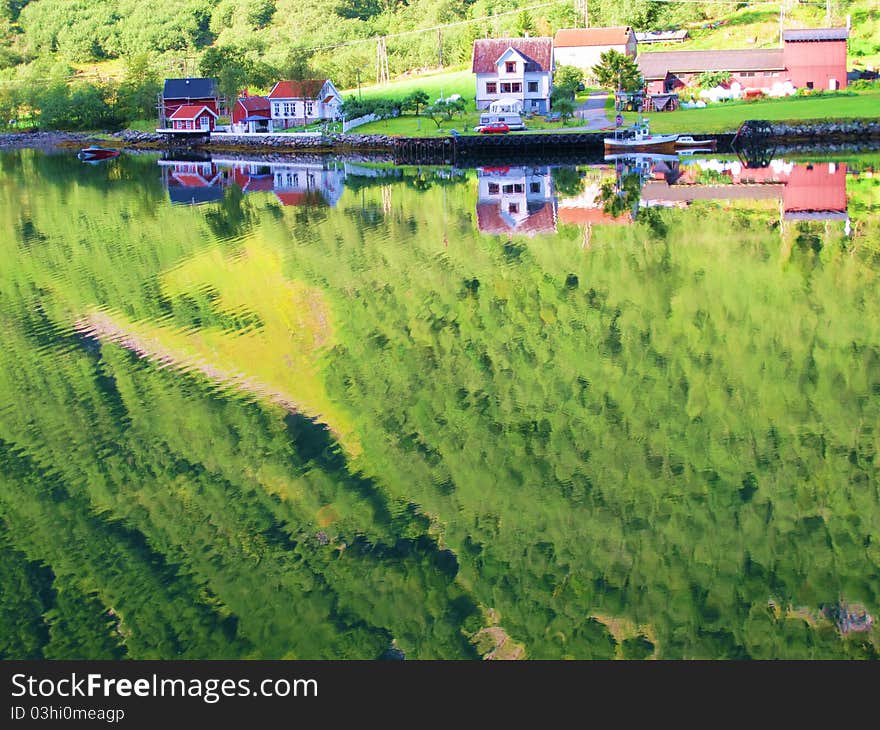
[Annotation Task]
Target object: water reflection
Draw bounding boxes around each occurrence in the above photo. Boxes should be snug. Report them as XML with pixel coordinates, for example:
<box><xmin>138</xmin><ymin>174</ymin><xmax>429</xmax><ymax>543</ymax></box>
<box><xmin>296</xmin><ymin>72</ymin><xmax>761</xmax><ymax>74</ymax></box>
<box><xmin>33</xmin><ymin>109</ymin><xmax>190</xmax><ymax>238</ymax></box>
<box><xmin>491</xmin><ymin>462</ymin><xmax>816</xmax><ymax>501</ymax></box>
<box><xmin>156</xmin><ymin>153</ymin><xmax>859</xmax><ymax>240</ymax></box>
<box><xmin>475</xmin><ymin>166</ymin><xmax>557</xmax><ymax>235</ymax></box>
<box><xmin>1</xmin><ymin>148</ymin><xmax>879</xmax><ymax>659</ymax></box>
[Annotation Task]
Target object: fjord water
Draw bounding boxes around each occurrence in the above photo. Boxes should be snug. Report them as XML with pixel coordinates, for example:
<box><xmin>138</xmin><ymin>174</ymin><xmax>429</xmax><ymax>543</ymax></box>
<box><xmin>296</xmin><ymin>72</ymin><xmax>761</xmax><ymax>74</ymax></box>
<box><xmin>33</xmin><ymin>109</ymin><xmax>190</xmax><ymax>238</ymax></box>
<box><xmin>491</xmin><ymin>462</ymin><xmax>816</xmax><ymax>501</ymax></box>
<box><xmin>1</xmin><ymin>150</ymin><xmax>878</xmax><ymax>660</ymax></box>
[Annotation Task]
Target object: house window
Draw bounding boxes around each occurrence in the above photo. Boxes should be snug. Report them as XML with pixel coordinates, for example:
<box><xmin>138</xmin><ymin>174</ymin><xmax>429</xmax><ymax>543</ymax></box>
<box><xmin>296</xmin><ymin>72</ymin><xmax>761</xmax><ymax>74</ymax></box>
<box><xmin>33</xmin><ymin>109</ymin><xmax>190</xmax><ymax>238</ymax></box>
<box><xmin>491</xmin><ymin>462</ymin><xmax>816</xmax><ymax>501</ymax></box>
<box><xmin>273</xmin><ymin>103</ymin><xmax>281</xmax><ymax>116</ymax></box>
<box><xmin>806</xmin><ymin>81</ymin><xmax>814</xmax><ymax>89</ymax></box>
<box><xmin>488</xmin><ymin>183</ymin><xmax>499</xmax><ymax>194</ymax></box>
<box><xmin>770</xmin><ymin>71</ymin><xmax>779</xmax><ymax>77</ymax></box>
<box><xmin>530</xmin><ymin>182</ymin><xmax>541</xmax><ymax>194</ymax></box>
<box><xmin>502</xmin><ymin>184</ymin><xmax>524</xmax><ymax>194</ymax></box>
<box><xmin>741</xmin><ymin>71</ymin><xmax>755</xmax><ymax>77</ymax></box>
<box><xmin>508</xmin><ymin>203</ymin><xmax>519</xmax><ymax>214</ymax></box>
<box><xmin>486</xmin><ymin>82</ymin><xmax>497</xmax><ymax>94</ymax></box>
<box><xmin>500</xmin><ymin>83</ymin><xmax>511</xmax><ymax>93</ymax></box>
<box><xmin>306</xmin><ymin>101</ymin><xmax>314</xmax><ymax>116</ymax></box>
<box><xmin>505</xmin><ymin>61</ymin><xmax>516</xmax><ymax>73</ymax></box>
<box><xmin>511</xmin><ymin>82</ymin><xmax>522</xmax><ymax>93</ymax></box>
<box><xmin>527</xmin><ymin>81</ymin><xmax>538</xmax><ymax>93</ymax></box>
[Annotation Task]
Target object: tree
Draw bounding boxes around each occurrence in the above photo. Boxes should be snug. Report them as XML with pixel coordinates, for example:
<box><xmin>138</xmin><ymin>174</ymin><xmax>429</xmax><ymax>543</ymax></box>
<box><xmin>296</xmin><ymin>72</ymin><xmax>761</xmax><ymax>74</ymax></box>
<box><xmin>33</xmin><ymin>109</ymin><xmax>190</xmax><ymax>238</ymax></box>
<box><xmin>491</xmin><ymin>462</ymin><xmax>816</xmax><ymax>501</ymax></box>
<box><xmin>551</xmin><ymin>96</ymin><xmax>575</xmax><ymax>124</ymax></box>
<box><xmin>116</xmin><ymin>53</ymin><xmax>161</xmax><ymax>122</ymax></box>
<box><xmin>554</xmin><ymin>65</ymin><xmax>583</xmax><ymax>97</ymax></box>
<box><xmin>246</xmin><ymin>0</ymin><xmax>276</xmax><ymax>29</ymax></box>
<box><xmin>697</xmin><ymin>70</ymin><xmax>731</xmax><ymax>89</ymax></box>
<box><xmin>592</xmin><ymin>49</ymin><xmax>642</xmax><ymax>92</ymax></box>
<box><xmin>402</xmin><ymin>90</ymin><xmax>429</xmax><ymax>116</ymax></box>
<box><xmin>515</xmin><ymin>10</ymin><xmax>535</xmax><ymax>37</ymax></box>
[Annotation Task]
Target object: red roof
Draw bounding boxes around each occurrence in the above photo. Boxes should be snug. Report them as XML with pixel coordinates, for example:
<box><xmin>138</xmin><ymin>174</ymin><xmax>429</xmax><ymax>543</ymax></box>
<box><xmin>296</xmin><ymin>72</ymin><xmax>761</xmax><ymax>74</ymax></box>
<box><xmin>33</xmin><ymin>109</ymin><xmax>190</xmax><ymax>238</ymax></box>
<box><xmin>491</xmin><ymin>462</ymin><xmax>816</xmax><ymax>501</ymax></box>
<box><xmin>236</xmin><ymin>96</ymin><xmax>271</xmax><ymax>114</ymax></box>
<box><xmin>274</xmin><ymin>191</ymin><xmax>327</xmax><ymax>206</ymax></box>
<box><xmin>169</xmin><ymin>104</ymin><xmax>218</xmax><ymax>121</ymax></box>
<box><xmin>472</xmin><ymin>38</ymin><xmax>553</xmax><ymax>74</ymax></box>
<box><xmin>476</xmin><ymin>201</ymin><xmax>556</xmax><ymax>235</ymax></box>
<box><xmin>268</xmin><ymin>80</ymin><xmax>327</xmax><ymax>99</ymax></box>
<box><xmin>638</xmin><ymin>49</ymin><xmax>785</xmax><ymax>79</ymax></box>
<box><xmin>172</xmin><ymin>172</ymin><xmax>210</xmax><ymax>188</ymax></box>
<box><xmin>554</xmin><ymin>27</ymin><xmax>633</xmax><ymax>48</ymax></box>
<box><xmin>558</xmin><ymin>207</ymin><xmax>630</xmax><ymax>225</ymax></box>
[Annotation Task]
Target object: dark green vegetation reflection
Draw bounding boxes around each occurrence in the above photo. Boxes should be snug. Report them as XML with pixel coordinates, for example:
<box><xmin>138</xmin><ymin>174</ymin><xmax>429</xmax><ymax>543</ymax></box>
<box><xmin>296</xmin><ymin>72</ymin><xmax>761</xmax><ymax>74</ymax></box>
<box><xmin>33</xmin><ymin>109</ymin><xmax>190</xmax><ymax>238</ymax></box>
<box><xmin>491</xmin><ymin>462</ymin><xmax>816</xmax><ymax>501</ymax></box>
<box><xmin>1</xmin><ymin>150</ymin><xmax>878</xmax><ymax>659</ymax></box>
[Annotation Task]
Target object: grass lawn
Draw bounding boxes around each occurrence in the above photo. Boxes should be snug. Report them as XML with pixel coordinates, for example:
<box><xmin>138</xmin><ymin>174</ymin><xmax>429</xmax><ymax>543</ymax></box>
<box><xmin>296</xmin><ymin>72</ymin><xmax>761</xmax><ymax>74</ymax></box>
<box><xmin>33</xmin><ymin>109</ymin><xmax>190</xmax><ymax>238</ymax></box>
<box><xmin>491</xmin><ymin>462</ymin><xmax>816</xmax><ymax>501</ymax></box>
<box><xmin>353</xmin><ymin>111</ymin><xmax>600</xmax><ymax>137</ymax></box>
<box><xmin>620</xmin><ymin>90</ymin><xmax>880</xmax><ymax>134</ymax></box>
<box><xmin>341</xmin><ymin>69</ymin><xmax>475</xmax><ymax>105</ymax></box>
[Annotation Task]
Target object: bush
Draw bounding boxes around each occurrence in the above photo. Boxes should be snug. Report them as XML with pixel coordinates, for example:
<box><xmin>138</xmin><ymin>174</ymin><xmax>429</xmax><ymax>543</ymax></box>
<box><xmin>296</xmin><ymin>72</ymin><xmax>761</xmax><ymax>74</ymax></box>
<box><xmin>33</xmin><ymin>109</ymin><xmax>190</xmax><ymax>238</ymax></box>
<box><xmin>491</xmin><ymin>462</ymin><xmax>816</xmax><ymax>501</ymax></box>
<box><xmin>340</xmin><ymin>96</ymin><xmax>401</xmax><ymax>121</ymax></box>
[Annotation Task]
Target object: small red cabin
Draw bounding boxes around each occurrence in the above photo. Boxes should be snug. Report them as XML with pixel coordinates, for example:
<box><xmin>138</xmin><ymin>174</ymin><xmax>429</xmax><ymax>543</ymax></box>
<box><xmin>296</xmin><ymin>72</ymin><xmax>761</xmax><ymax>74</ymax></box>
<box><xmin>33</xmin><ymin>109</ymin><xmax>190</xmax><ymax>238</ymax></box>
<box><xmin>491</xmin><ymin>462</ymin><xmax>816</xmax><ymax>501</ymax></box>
<box><xmin>231</xmin><ymin>96</ymin><xmax>271</xmax><ymax>132</ymax></box>
<box><xmin>169</xmin><ymin>104</ymin><xmax>218</xmax><ymax>132</ymax></box>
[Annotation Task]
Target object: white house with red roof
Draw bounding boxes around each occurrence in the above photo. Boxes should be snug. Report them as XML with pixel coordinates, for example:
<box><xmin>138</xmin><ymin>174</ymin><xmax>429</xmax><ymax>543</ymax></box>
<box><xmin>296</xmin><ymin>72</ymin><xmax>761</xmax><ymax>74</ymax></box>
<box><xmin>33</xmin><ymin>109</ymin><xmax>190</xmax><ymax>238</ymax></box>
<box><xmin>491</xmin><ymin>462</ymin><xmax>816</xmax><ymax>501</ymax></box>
<box><xmin>267</xmin><ymin>79</ymin><xmax>342</xmax><ymax>129</ymax></box>
<box><xmin>472</xmin><ymin>38</ymin><xmax>554</xmax><ymax>113</ymax></box>
<box><xmin>553</xmin><ymin>27</ymin><xmax>637</xmax><ymax>82</ymax></box>
<box><xmin>476</xmin><ymin>166</ymin><xmax>557</xmax><ymax>236</ymax></box>
<box><xmin>168</xmin><ymin>104</ymin><xmax>218</xmax><ymax>132</ymax></box>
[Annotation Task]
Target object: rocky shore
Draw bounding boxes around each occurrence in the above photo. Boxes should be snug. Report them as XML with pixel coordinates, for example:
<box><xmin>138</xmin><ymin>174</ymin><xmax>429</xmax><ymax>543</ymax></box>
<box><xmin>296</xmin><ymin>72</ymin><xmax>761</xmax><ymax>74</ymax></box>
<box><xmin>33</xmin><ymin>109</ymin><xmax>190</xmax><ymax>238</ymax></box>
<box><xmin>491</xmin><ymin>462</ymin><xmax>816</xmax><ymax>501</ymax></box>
<box><xmin>0</xmin><ymin>131</ymin><xmax>101</xmax><ymax>149</ymax></box>
<box><xmin>766</xmin><ymin>119</ymin><xmax>880</xmax><ymax>143</ymax></box>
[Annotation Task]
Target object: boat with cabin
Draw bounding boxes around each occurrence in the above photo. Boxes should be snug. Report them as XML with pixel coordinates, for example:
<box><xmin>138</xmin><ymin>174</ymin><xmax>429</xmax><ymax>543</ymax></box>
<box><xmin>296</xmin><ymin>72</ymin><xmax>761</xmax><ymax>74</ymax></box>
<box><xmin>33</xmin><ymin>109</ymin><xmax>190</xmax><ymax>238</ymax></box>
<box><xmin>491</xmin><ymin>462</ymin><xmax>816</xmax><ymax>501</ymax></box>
<box><xmin>604</xmin><ymin>117</ymin><xmax>678</xmax><ymax>154</ymax></box>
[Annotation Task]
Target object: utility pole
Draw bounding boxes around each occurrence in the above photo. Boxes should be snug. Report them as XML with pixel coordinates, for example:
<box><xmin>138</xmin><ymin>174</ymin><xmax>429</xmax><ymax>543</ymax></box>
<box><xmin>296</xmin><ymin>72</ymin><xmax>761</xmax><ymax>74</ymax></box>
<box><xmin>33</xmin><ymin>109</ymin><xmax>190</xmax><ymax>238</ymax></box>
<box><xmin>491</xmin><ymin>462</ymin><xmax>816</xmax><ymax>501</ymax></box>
<box><xmin>826</xmin><ymin>0</ymin><xmax>831</xmax><ymax>25</ymax></box>
<box><xmin>575</xmin><ymin>0</ymin><xmax>589</xmax><ymax>28</ymax></box>
<box><xmin>438</xmin><ymin>29</ymin><xmax>443</xmax><ymax>69</ymax></box>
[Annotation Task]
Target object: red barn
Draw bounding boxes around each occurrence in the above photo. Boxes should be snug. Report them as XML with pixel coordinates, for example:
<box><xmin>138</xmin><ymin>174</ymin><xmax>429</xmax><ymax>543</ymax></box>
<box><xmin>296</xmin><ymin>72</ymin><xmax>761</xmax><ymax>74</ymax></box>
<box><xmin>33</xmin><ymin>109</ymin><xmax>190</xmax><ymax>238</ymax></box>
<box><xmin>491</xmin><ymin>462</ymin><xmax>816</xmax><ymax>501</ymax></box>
<box><xmin>637</xmin><ymin>26</ymin><xmax>849</xmax><ymax>94</ymax></box>
<box><xmin>782</xmin><ymin>28</ymin><xmax>848</xmax><ymax>90</ymax></box>
<box><xmin>161</xmin><ymin>78</ymin><xmax>219</xmax><ymax>126</ymax></box>
<box><xmin>168</xmin><ymin>105</ymin><xmax>218</xmax><ymax>132</ymax></box>
<box><xmin>231</xmin><ymin>96</ymin><xmax>271</xmax><ymax>133</ymax></box>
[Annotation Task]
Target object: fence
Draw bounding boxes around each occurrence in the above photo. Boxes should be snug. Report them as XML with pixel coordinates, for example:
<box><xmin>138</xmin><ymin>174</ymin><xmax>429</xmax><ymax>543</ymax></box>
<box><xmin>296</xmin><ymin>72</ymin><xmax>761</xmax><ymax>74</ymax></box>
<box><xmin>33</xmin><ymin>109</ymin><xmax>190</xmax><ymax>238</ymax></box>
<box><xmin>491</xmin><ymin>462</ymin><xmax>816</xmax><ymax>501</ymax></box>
<box><xmin>343</xmin><ymin>113</ymin><xmax>379</xmax><ymax>133</ymax></box>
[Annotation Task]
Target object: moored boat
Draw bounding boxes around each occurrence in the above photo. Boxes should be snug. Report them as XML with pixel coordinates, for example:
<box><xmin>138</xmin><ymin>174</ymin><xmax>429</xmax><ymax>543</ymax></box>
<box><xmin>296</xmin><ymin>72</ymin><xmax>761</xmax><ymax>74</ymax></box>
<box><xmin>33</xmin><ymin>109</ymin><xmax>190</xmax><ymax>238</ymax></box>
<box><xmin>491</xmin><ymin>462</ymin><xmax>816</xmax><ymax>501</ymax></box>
<box><xmin>675</xmin><ymin>135</ymin><xmax>717</xmax><ymax>150</ymax></box>
<box><xmin>604</xmin><ymin>117</ymin><xmax>678</xmax><ymax>154</ymax></box>
<box><xmin>78</xmin><ymin>146</ymin><xmax>120</xmax><ymax>161</ymax></box>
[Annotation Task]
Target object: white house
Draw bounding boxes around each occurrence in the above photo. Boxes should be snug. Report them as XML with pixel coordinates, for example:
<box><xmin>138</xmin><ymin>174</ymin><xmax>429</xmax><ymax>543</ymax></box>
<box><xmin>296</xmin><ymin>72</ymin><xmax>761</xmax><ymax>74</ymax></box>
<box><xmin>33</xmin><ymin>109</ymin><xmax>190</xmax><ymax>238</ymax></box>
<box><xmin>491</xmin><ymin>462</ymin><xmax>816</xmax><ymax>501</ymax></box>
<box><xmin>472</xmin><ymin>37</ymin><xmax>554</xmax><ymax>113</ymax></box>
<box><xmin>267</xmin><ymin>79</ymin><xmax>343</xmax><ymax>129</ymax></box>
<box><xmin>476</xmin><ymin>166</ymin><xmax>557</xmax><ymax>235</ymax></box>
<box><xmin>553</xmin><ymin>27</ymin><xmax>637</xmax><ymax>82</ymax></box>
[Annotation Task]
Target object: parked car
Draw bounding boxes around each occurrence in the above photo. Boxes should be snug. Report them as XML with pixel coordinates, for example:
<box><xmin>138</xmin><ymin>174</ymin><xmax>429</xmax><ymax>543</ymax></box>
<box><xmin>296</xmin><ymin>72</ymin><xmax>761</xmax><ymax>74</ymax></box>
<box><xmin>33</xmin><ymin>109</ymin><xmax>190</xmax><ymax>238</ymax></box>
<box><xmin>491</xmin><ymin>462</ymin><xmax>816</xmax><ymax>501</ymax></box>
<box><xmin>477</xmin><ymin>122</ymin><xmax>510</xmax><ymax>134</ymax></box>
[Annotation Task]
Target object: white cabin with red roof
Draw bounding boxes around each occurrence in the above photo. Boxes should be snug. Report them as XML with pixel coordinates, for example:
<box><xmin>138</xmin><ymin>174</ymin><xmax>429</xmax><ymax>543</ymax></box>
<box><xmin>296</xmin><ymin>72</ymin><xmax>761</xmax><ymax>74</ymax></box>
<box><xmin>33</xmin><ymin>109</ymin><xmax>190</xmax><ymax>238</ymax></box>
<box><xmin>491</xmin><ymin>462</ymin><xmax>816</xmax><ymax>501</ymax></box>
<box><xmin>267</xmin><ymin>79</ymin><xmax>342</xmax><ymax>129</ymax></box>
<box><xmin>476</xmin><ymin>166</ymin><xmax>557</xmax><ymax>235</ymax></box>
<box><xmin>168</xmin><ymin>104</ymin><xmax>218</xmax><ymax>132</ymax></box>
<box><xmin>472</xmin><ymin>38</ymin><xmax>554</xmax><ymax>113</ymax></box>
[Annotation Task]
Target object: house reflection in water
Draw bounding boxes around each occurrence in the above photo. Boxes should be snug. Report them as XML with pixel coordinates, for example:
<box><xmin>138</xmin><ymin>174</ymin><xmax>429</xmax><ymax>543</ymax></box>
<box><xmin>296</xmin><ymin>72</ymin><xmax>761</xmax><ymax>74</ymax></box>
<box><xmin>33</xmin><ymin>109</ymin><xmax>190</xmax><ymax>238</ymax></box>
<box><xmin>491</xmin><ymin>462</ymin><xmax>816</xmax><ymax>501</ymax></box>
<box><xmin>476</xmin><ymin>166</ymin><xmax>557</xmax><ymax>235</ymax></box>
<box><xmin>159</xmin><ymin>157</ymin><xmax>347</xmax><ymax>207</ymax></box>
<box><xmin>640</xmin><ymin>158</ymin><xmax>849</xmax><ymax>224</ymax></box>
<box><xmin>159</xmin><ymin>159</ymin><xmax>227</xmax><ymax>205</ymax></box>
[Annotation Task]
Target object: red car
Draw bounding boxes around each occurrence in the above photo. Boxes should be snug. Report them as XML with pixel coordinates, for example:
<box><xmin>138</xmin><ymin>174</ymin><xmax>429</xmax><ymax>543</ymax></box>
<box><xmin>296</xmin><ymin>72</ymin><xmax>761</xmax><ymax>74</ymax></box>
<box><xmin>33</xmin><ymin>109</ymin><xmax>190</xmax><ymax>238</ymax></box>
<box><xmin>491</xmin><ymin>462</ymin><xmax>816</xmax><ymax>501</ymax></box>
<box><xmin>478</xmin><ymin>122</ymin><xmax>510</xmax><ymax>134</ymax></box>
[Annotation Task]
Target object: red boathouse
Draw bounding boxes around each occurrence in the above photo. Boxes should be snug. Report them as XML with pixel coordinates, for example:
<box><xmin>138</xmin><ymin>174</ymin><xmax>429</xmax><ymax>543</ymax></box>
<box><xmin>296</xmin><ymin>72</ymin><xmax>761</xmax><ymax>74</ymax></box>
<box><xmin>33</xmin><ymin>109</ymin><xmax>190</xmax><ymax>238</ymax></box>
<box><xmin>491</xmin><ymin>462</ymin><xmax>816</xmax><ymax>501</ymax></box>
<box><xmin>168</xmin><ymin>105</ymin><xmax>218</xmax><ymax>132</ymax></box>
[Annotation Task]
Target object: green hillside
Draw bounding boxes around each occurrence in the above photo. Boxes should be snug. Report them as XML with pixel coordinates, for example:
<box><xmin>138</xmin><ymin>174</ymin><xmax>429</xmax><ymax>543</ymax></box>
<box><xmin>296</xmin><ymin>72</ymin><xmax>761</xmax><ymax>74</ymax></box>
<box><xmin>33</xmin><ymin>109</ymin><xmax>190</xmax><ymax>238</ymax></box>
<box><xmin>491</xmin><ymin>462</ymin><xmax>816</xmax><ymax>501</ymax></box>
<box><xmin>1</xmin><ymin>1</ymin><xmax>877</xmax><ymax>90</ymax></box>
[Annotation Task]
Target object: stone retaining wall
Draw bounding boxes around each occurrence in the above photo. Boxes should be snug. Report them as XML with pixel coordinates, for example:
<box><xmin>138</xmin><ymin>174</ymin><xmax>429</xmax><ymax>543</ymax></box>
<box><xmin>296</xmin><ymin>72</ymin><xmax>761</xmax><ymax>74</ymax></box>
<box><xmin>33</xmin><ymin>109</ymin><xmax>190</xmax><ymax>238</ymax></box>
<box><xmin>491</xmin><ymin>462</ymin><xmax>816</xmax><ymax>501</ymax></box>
<box><xmin>116</xmin><ymin>130</ymin><xmax>396</xmax><ymax>151</ymax></box>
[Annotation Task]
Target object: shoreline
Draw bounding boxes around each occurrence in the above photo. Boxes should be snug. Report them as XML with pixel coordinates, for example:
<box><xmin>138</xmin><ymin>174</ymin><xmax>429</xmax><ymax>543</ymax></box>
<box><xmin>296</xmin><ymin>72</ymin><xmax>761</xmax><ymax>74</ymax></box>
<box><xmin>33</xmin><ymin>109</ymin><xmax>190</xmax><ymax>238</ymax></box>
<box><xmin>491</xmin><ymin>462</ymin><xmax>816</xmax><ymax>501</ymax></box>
<box><xmin>2</xmin><ymin>118</ymin><xmax>879</xmax><ymax>161</ymax></box>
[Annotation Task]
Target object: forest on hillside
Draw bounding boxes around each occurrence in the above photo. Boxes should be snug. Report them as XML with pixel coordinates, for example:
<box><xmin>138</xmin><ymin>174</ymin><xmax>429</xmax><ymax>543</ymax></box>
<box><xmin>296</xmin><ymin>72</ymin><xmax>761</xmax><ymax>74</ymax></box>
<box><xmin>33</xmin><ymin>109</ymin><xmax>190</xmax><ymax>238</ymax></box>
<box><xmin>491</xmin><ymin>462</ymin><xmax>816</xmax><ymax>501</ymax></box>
<box><xmin>1</xmin><ymin>0</ymin><xmax>877</xmax><ymax>89</ymax></box>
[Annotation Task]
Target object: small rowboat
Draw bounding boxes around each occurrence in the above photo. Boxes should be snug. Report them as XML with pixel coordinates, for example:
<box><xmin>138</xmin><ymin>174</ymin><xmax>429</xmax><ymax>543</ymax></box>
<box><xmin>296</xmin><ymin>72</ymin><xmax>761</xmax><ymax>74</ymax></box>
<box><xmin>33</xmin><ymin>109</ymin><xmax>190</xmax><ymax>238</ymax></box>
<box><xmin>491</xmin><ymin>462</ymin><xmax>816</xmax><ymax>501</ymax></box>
<box><xmin>78</xmin><ymin>146</ymin><xmax>120</xmax><ymax>161</ymax></box>
<box><xmin>675</xmin><ymin>135</ymin><xmax>716</xmax><ymax>150</ymax></box>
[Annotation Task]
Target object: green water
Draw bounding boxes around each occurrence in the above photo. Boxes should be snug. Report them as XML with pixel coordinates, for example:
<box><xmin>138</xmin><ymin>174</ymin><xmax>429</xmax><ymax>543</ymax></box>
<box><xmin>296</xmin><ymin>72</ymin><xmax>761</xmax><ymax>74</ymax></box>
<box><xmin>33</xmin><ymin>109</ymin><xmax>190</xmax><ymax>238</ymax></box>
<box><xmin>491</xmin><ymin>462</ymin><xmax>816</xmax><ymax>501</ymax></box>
<box><xmin>0</xmin><ymin>150</ymin><xmax>878</xmax><ymax>660</ymax></box>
